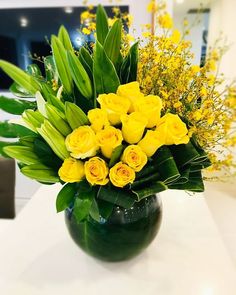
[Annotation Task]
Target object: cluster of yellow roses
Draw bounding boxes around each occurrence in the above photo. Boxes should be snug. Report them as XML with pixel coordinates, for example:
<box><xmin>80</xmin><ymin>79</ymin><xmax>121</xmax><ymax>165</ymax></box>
<box><xmin>58</xmin><ymin>82</ymin><xmax>190</xmax><ymax>188</ymax></box>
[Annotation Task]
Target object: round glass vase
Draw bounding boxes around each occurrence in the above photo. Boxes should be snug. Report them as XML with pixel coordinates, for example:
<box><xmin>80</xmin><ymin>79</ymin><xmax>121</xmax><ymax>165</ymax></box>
<box><xmin>65</xmin><ymin>194</ymin><xmax>162</xmax><ymax>262</ymax></box>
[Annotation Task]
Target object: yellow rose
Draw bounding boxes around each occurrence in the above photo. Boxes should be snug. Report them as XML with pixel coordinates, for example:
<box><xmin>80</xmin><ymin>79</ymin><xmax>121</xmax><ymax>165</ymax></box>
<box><xmin>121</xmin><ymin>112</ymin><xmax>148</xmax><ymax>144</ymax></box>
<box><xmin>97</xmin><ymin>93</ymin><xmax>130</xmax><ymax>125</ymax></box>
<box><xmin>84</xmin><ymin>157</ymin><xmax>109</xmax><ymax>186</ymax></box>
<box><xmin>109</xmin><ymin>162</ymin><xmax>135</xmax><ymax>188</ymax></box>
<box><xmin>65</xmin><ymin>126</ymin><xmax>99</xmax><ymax>159</ymax></box>
<box><xmin>133</xmin><ymin>95</ymin><xmax>163</xmax><ymax>128</ymax></box>
<box><xmin>58</xmin><ymin>158</ymin><xmax>85</xmax><ymax>183</ymax></box>
<box><xmin>156</xmin><ymin>113</ymin><xmax>190</xmax><ymax>145</ymax></box>
<box><xmin>121</xmin><ymin>145</ymin><xmax>147</xmax><ymax>172</ymax></box>
<box><xmin>96</xmin><ymin>126</ymin><xmax>123</xmax><ymax>158</ymax></box>
<box><xmin>138</xmin><ymin>130</ymin><xmax>163</xmax><ymax>157</ymax></box>
<box><xmin>88</xmin><ymin>108</ymin><xmax>110</xmax><ymax>132</ymax></box>
<box><xmin>116</xmin><ymin>82</ymin><xmax>144</xmax><ymax>112</ymax></box>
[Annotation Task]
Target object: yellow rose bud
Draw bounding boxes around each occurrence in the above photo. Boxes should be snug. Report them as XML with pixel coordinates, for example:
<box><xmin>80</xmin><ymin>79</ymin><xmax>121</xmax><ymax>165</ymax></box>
<box><xmin>134</xmin><ymin>95</ymin><xmax>162</xmax><ymax>128</ymax></box>
<box><xmin>97</xmin><ymin>93</ymin><xmax>130</xmax><ymax>125</ymax></box>
<box><xmin>121</xmin><ymin>145</ymin><xmax>147</xmax><ymax>172</ymax></box>
<box><xmin>96</xmin><ymin>126</ymin><xmax>123</xmax><ymax>158</ymax></box>
<box><xmin>84</xmin><ymin>157</ymin><xmax>109</xmax><ymax>186</ymax></box>
<box><xmin>116</xmin><ymin>82</ymin><xmax>144</xmax><ymax>112</ymax></box>
<box><xmin>133</xmin><ymin>95</ymin><xmax>163</xmax><ymax>128</ymax></box>
<box><xmin>88</xmin><ymin>108</ymin><xmax>110</xmax><ymax>132</ymax></box>
<box><xmin>65</xmin><ymin>126</ymin><xmax>99</xmax><ymax>159</ymax></box>
<box><xmin>58</xmin><ymin>158</ymin><xmax>85</xmax><ymax>183</ymax></box>
<box><xmin>109</xmin><ymin>162</ymin><xmax>135</xmax><ymax>188</ymax></box>
<box><xmin>138</xmin><ymin>130</ymin><xmax>163</xmax><ymax>157</ymax></box>
<box><xmin>121</xmin><ymin>112</ymin><xmax>147</xmax><ymax>144</ymax></box>
<box><xmin>156</xmin><ymin>113</ymin><xmax>190</xmax><ymax>145</ymax></box>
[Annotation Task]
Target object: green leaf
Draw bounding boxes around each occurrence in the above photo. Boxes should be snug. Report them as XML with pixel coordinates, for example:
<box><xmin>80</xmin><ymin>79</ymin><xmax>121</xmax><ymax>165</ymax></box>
<box><xmin>56</xmin><ymin>183</ymin><xmax>77</xmax><ymax>213</ymax></box>
<box><xmin>79</xmin><ymin>47</ymin><xmax>93</xmax><ymax>71</ymax></box>
<box><xmin>169</xmin><ymin>171</ymin><xmax>204</xmax><ymax>192</ymax></box>
<box><xmin>170</xmin><ymin>142</ymin><xmax>200</xmax><ymax>168</ymax></box>
<box><xmin>89</xmin><ymin>198</ymin><xmax>100</xmax><ymax>222</ymax></box>
<box><xmin>51</xmin><ymin>35</ymin><xmax>73</xmax><ymax>94</ymax></box>
<box><xmin>109</xmin><ymin>145</ymin><xmax>125</xmax><ymax>167</ymax></box>
<box><xmin>67</xmin><ymin>51</ymin><xmax>93</xmax><ymax>99</ymax></box>
<box><xmin>98</xmin><ymin>186</ymin><xmax>136</xmax><ymax>209</ymax></box>
<box><xmin>47</xmin><ymin>94</ymin><xmax>65</xmax><ymax>113</ymax></box>
<box><xmin>132</xmin><ymin>181</ymin><xmax>167</xmax><ymax>201</ymax></box>
<box><xmin>0</xmin><ymin>121</ymin><xmax>35</xmax><ymax>138</ymax></box>
<box><xmin>65</xmin><ymin>102</ymin><xmax>89</xmax><ymax>129</ymax></box>
<box><xmin>44</xmin><ymin>55</ymin><xmax>59</xmax><ymax>83</ymax></box>
<box><xmin>3</xmin><ymin>145</ymin><xmax>40</xmax><ymax>165</ymax></box>
<box><xmin>0</xmin><ymin>96</ymin><xmax>36</xmax><ymax>115</ymax></box>
<box><xmin>131</xmin><ymin>173</ymin><xmax>161</xmax><ymax>189</ymax></box>
<box><xmin>33</xmin><ymin>138</ymin><xmax>63</xmax><ymax>170</ymax></box>
<box><xmin>10</xmin><ymin>82</ymin><xmax>32</xmax><ymax>98</ymax></box>
<box><xmin>153</xmin><ymin>146</ymin><xmax>180</xmax><ymax>184</ymax></box>
<box><xmin>97</xmin><ymin>199</ymin><xmax>114</xmax><ymax>219</ymax></box>
<box><xmin>0</xmin><ymin>141</ymin><xmax>19</xmax><ymax>157</ymax></box>
<box><xmin>58</xmin><ymin>25</ymin><xmax>73</xmax><ymax>51</ymax></box>
<box><xmin>19</xmin><ymin>135</ymin><xmax>38</xmax><ymax>148</ymax></box>
<box><xmin>96</xmin><ymin>5</ymin><xmax>109</xmax><ymax>45</ymax></box>
<box><xmin>93</xmin><ymin>41</ymin><xmax>120</xmax><ymax>94</ymax></box>
<box><xmin>120</xmin><ymin>42</ymin><xmax>139</xmax><ymax>83</ymax></box>
<box><xmin>0</xmin><ymin>60</ymin><xmax>41</xmax><ymax>95</ymax></box>
<box><xmin>104</xmin><ymin>20</ymin><xmax>122</xmax><ymax>68</ymax></box>
<box><xmin>73</xmin><ymin>189</ymin><xmax>96</xmax><ymax>222</ymax></box>
<box><xmin>21</xmin><ymin>163</ymin><xmax>60</xmax><ymax>183</ymax></box>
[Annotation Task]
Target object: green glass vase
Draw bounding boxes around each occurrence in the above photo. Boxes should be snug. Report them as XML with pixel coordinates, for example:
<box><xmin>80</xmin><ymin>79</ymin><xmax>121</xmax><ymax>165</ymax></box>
<box><xmin>65</xmin><ymin>194</ymin><xmax>162</xmax><ymax>262</ymax></box>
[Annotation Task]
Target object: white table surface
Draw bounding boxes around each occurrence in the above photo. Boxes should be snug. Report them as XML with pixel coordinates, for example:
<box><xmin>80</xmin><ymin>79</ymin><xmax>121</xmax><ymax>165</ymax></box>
<box><xmin>0</xmin><ymin>185</ymin><xmax>236</xmax><ymax>295</ymax></box>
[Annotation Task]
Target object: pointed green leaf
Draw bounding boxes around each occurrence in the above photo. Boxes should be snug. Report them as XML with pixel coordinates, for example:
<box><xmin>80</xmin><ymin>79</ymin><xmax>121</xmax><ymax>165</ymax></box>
<box><xmin>58</xmin><ymin>25</ymin><xmax>73</xmax><ymax>51</ymax></box>
<box><xmin>120</xmin><ymin>42</ymin><xmax>139</xmax><ymax>83</ymax></box>
<box><xmin>3</xmin><ymin>146</ymin><xmax>40</xmax><ymax>165</ymax></box>
<box><xmin>67</xmin><ymin>51</ymin><xmax>93</xmax><ymax>99</ymax></box>
<box><xmin>0</xmin><ymin>121</ymin><xmax>35</xmax><ymax>138</ymax></box>
<box><xmin>0</xmin><ymin>60</ymin><xmax>41</xmax><ymax>95</ymax></box>
<box><xmin>56</xmin><ymin>183</ymin><xmax>77</xmax><ymax>213</ymax></box>
<box><xmin>93</xmin><ymin>42</ymin><xmax>120</xmax><ymax>94</ymax></box>
<box><xmin>96</xmin><ymin>5</ymin><xmax>109</xmax><ymax>45</ymax></box>
<box><xmin>109</xmin><ymin>145</ymin><xmax>125</xmax><ymax>167</ymax></box>
<box><xmin>104</xmin><ymin>20</ymin><xmax>122</xmax><ymax>68</ymax></box>
<box><xmin>51</xmin><ymin>35</ymin><xmax>73</xmax><ymax>94</ymax></box>
<box><xmin>0</xmin><ymin>141</ymin><xmax>19</xmax><ymax>157</ymax></box>
<box><xmin>79</xmin><ymin>47</ymin><xmax>93</xmax><ymax>71</ymax></box>
<box><xmin>0</xmin><ymin>96</ymin><xmax>36</xmax><ymax>115</ymax></box>
<box><xmin>21</xmin><ymin>163</ymin><xmax>60</xmax><ymax>183</ymax></box>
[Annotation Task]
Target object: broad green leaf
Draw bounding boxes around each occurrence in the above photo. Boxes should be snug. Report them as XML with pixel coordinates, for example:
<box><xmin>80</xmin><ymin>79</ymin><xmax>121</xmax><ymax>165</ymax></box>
<box><xmin>89</xmin><ymin>198</ymin><xmax>100</xmax><ymax>222</ymax></box>
<box><xmin>10</xmin><ymin>82</ymin><xmax>32</xmax><ymax>98</ymax></box>
<box><xmin>65</xmin><ymin>102</ymin><xmax>89</xmax><ymax>129</ymax></box>
<box><xmin>51</xmin><ymin>35</ymin><xmax>73</xmax><ymax>94</ymax></box>
<box><xmin>3</xmin><ymin>145</ymin><xmax>40</xmax><ymax>165</ymax></box>
<box><xmin>73</xmin><ymin>189</ymin><xmax>96</xmax><ymax>222</ymax></box>
<box><xmin>98</xmin><ymin>186</ymin><xmax>136</xmax><ymax>209</ymax></box>
<box><xmin>153</xmin><ymin>146</ymin><xmax>180</xmax><ymax>184</ymax></box>
<box><xmin>109</xmin><ymin>145</ymin><xmax>125</xmax><ymax>167</ymax></box>
<box><xmin>132</xmin><ymin>181</ymin><xmax>167</xmax><ymax>201</ymax></box>
<box><xmin>93</xmin><ymin>41</ymin><xmax>120</xmax><ymax>94</ymax></box>
<box><xmin>96</xmin><ymin>5</ymin><xmax>109</xmax><ymax>45</ymax></box>
<box><xmin>56</xmin><ymin>183</ymin><xmax>77</xmax><ymax>213</ymax></box>
<box><xmin>0</xmin><ymin>121</ymin><xmax>35</xmax><ymax>138</ymax></box>
<box><xmin>104</xmin><ymin>20</ymin><xmax>122</xmax><ymax>68</ymax></box>
<box><xmin>0</xmin><ymin>96</ymin><xmax>36</xmax><ymax>115</ymax></box>
<box><xmin>58</xmin><ymin>25</ymin><xmax>73</xmax><ymax>51</ymax></box>
<box><xmin>131</xmin><ymin>173</ymin><xmax>161</xmax><ymax>189</ymax></box>
<box><xmin>169</xmin><ymin>171</ymin><xmax>204</xmax><ymax>192</ymax></box>
<box><xmin>21</xmin><ymin>163</ymin><xmax>60</xmax><ymax>183</ymax></box>
<box><xmin>0</xmin><ymin>60</ymin><xmax>41</xmax><ymax>95</ymax></box>
<box><xmin>33</xmin><ymin>137</ymin><xmax>63</xmax><ymax>170</ymax></box>
<box><xmin>97</xmin><ymin>199</ymin><xmax>114</xmax><ymax>219</ymax></box>
<box><xmin>170</xmin><ymin>142</ymin><xmax>200</xmax><ymax>168</ymax></box>
<box><xmin>67</xmin><ymin>51</ymin><xmax>93</xmax><ymax>99</ymax></box>
<box><xmin>44</xmin><ymin>55</ymin><xmax>59</xmax><ymax>83</ymax></box>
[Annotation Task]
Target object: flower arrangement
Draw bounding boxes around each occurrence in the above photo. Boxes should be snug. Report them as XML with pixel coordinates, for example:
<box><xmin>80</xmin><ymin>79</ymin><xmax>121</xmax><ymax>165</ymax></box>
<box><xmin>0</xmin><ymin>3</ymin><xmax>235</xmax><ymax>223</ymax></box>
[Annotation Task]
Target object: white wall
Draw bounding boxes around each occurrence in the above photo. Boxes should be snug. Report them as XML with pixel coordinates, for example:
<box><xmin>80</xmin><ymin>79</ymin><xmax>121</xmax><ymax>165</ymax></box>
<box><xmin>208</xmin><ymin>0</ymin><xmax>236</xmax><ymax>80</ymax></box>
